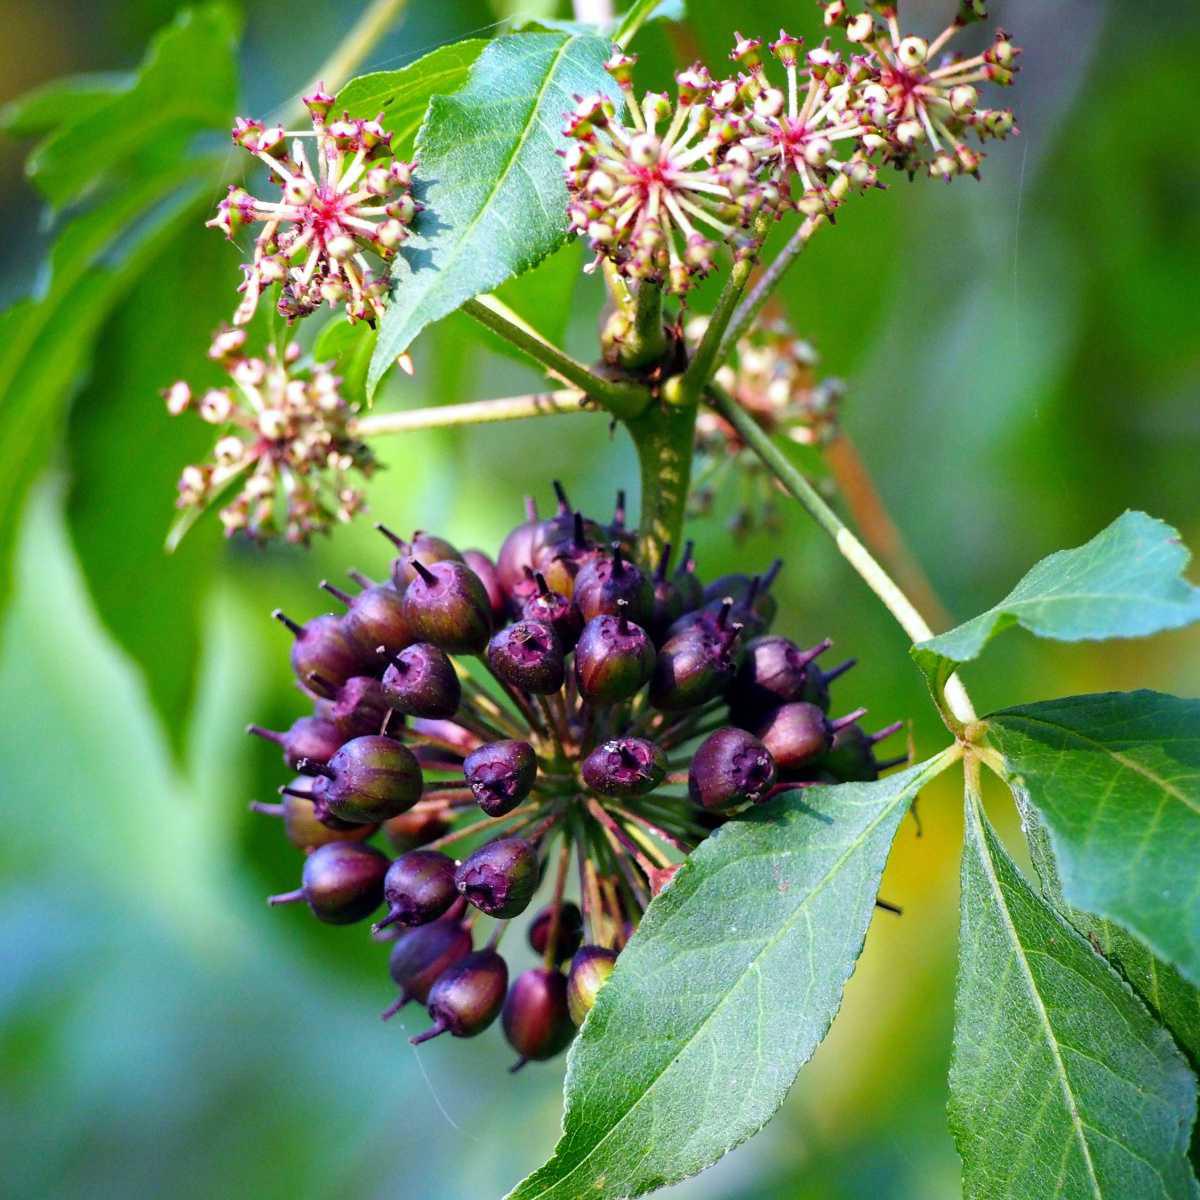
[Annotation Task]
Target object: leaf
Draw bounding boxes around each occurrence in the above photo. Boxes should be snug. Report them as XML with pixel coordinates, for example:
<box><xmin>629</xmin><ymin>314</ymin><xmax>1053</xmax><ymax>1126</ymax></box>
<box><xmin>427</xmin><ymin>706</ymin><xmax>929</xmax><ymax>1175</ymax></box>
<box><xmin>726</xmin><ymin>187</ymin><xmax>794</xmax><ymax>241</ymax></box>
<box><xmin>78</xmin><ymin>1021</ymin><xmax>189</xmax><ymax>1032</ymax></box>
<box><xmin>988</xmin><ymin>690</ymin><xmax>1200</xmax><ymax>986</ymax></box>
<box><xmin>26</xmin><ymin>3</ymin><xmax>239</xmax><ymax>207</ymax></box>
<box><xmin>913</xmin><ymin>511</ymin><xmax>1200</xmax><ymax>696</ymax></box>
<box><xmin>368</xmin><ymin>31</ymin><xmax>620</xmax><ymax>397</ymax></box>
<box><xmin>335</xmin><ymin>39</ymin><xmax>486</xmax><ymax>158</ymax></box>
<box><xmin>1019</xmin><ymin>796</ymin><xmax>1200</xmax><ymax>1073</ymax></box>
<box><xmin>951</xmin><ymin>785</ymin><xmax>1198</xmax><ymax>1198</ymax></box>
<box><xmin>65</xmin><ymin>221</ymin><xmax>231</xmax><ymax>759</ymax></box>
<box><xmin>506</xmin><ymin>755</ymin><xmax>949</xmax><ymax>1200</ymax></box>
<box><xmin>0</xmin><ymin>160</ymin><xmax>217</xmax><ymax>619</ymax></box>
<box><xmin>614</xmin><ymin>0</ymin><xmax>683</xmax><ymax>44</ymax></box>
<box><xmin>0</xmin><ymin>71</ymin><xmax>129</xmax><ymax>137</ymax></box>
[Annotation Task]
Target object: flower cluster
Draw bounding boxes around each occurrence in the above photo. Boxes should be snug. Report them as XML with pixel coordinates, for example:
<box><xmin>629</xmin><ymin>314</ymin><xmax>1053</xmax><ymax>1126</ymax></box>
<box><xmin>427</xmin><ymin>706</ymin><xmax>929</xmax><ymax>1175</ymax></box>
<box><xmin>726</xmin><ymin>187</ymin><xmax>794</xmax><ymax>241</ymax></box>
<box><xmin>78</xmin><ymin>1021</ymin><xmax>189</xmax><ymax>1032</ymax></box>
<box><xmin>564</xmin><ymin>2</ymin><xmax>1019</xmax><ymax>290</ymax></box>
<box><xmin>208</xmin><ymin>84</ymin><xmax>417</xmax><ymax>327</ymax></box>
<box><xmin>691</xmin><ymin>319</ymin><xmax>845</xmax><ymax>537</ymax></box>
<box><xmin>167</xmin><ymin>327</ymin><xmax>375</xmax><ymax>544</ymax></box>
<box><xmin>249</xmin><ymin>485</ymin><xmax>903</xmax><ymax>1066</ymax></box>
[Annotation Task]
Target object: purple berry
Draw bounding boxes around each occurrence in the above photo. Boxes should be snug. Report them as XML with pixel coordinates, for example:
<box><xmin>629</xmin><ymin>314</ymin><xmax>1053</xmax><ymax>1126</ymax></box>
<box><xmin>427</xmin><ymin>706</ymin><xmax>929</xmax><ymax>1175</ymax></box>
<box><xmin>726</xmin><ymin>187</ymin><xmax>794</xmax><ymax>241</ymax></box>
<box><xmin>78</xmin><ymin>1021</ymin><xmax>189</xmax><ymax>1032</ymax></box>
<box><xmin>381</xmin><ymin>642</ymin><xmax>461</xmax><ymax>718</ymax></box>
<box><xmin>454</xmin><ymin>837</ymin><xmax>540</xmax><ymax>917</ymax></box>
<box><xmin>301</xmin><ymin>734</ymin><xmax>424</xmax><ymax>823</ymax></box>
<box><xmin>496</xmin><ymin>497</ymin><xmax>541</xmax><ymax>602</ymax></box>
<box><xmin>486</xmin><ymin>620</ymin><xmax>564</xmax><ymax>694</ymax></box>
<box><xmin>378</xmin><ymin>526</ymin><xmax>463</xmax><ymax>588</ymax></box>
<box><xmin>250</xmin><ymin>777</ymin><xmax>377</xmax><ymax>852</ymax></box>
<box><xmin>572</xmin><ymin>545</ymin><xmax>654</xmax><ymax>626</ymax></box>
<box><xmin>753</xmin><ymin>702</ymin><xmax>866</xmax><ymax>770</ymax></box>
<box><xmin>410</xmin><ymin>949</ymin><xmax>509</xmax><ymax>1043</ymax></box>
<box><xmin>574</xmin><ymin>609</ymin><xmax>656</xmax><ymax>703</ymax></box>
<box><xmin>503</xmin><ymin>968</ymin><xmax>574</xmax><ymax>1069</ymax></box>
<box><xmin>382</xmin><ymin>919</ymin><xmax>473</xmax><ymax>1018</ymax></box>
<box><xmin>402</xmin><ymin>559</ymin><xmax>493</xmax><ymax>654</ymax></box>
<box><xmin>376</xmin><ymin>850</ymin><xmax>459</xmax><ymax>931</ymax></box>
<box><xmin>273</xmin><ymin>610</ymin><xmax>366</xmax><ymax>691</ymax></box>
<box><xmin>268</xmin><ymin>840</ymin><xmax>389</xmax><ymax>924</ymax></box>
<box><xmin>688</xmin><ymin>727</ymin><xmax>776</xmax><ymax>810</ymax></box>
<box><xmin>728</xmin><ymin>636</ymin><xmax>832</xmax><ymax>718</ymax></box>
<box><xmin>382</xmin><ymin>807</ymin><xmax>452</xmax><ymax>854</ymax></box>
<box><xmin>528</xmin><ymin>901</ymin><xmax>583</xmax><ymax>965</ymax></box>
<box><xmin>462</xmin><ymin>548</ymin><xmax>507</xmax><ymax>621</ymax></box>
<box><xmin>650</xmin><ymin>618</ymin><xmax>741</xmax><ymax>711</ymax></box>
<box><xmin>522</xmin><ymin>573</ymin><xmax>584</xmax><ymax>649</ymax></box>
<box><xmin>321</xmin><ymin>576</ymin><xmax>412</xmax><ymax>663</ymax></box>
<box><xmin>582</xmin><ymin>737</ymin><xmax>666</xmax><ymax>797</ymax></box>
<box><xmin>464</xmin><ymin>740</ymin><xmax>537</xmax><ymax>817</ymax></box>
<box><xmin>247</xmin><ymin>715</ymin><xmax>344</xmax><ymax>770</ymax></box>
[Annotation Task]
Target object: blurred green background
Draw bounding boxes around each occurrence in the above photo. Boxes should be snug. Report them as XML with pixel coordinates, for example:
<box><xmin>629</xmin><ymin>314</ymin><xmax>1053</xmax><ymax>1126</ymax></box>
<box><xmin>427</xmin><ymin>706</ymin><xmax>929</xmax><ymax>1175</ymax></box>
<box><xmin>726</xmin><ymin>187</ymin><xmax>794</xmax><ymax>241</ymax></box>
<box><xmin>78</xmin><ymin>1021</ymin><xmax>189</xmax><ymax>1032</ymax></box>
<box><xmin>2</xmin><ymin>1</ymin><xmax>1198</xmax><ymax>1197</ymax></box>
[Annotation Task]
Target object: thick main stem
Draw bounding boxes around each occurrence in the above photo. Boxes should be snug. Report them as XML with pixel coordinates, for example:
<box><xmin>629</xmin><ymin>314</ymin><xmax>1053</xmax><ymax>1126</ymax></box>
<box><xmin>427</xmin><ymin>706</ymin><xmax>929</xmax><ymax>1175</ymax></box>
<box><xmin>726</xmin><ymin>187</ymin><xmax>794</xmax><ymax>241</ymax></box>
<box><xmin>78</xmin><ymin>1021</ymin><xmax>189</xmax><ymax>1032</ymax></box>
<box><xmin>352</xmin><ymin>391</ymin><xmax>590</xmax><ymax>436</ymax></box>
<box><xmin>707</xmin><ymin>382</ymin><xmax>976</xmax><ymax>727</ymax></box>
<box><xmin>625</xmin><ymin>400</ymin><xmax>697</xmax><ymax>568</ymax></box>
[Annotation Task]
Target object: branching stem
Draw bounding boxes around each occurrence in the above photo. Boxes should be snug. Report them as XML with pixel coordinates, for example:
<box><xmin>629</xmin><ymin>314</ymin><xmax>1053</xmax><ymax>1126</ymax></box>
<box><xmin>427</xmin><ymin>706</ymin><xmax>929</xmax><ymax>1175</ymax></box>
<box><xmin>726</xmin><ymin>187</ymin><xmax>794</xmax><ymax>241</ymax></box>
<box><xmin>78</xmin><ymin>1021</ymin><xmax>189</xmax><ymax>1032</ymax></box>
<box><xmin>352</xmin><ymin>390</ymin><xmax>591</xmax><ymax>436</ymax></box>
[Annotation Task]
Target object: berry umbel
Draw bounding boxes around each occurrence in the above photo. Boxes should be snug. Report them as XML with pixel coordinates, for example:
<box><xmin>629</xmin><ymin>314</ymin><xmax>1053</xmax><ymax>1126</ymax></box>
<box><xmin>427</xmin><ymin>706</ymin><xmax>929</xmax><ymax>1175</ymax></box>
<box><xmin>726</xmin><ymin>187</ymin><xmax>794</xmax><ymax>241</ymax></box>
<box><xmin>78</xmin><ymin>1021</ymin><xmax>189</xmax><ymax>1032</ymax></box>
<box><xmin>251</xmin><ymin>486</ymin><xmax>903</xmax><ymax>1067</ymax></box>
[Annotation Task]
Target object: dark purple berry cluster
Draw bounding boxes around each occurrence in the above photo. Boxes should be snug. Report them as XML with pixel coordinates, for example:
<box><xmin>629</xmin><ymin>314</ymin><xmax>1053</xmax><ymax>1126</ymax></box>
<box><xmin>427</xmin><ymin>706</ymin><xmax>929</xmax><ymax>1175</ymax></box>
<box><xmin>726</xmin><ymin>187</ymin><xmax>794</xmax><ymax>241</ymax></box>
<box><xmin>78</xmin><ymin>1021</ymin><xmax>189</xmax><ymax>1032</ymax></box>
<box><xmin>250</xmin><ymin>484</ymin><xmax>903</xmax><ymax>1069</ymax></box>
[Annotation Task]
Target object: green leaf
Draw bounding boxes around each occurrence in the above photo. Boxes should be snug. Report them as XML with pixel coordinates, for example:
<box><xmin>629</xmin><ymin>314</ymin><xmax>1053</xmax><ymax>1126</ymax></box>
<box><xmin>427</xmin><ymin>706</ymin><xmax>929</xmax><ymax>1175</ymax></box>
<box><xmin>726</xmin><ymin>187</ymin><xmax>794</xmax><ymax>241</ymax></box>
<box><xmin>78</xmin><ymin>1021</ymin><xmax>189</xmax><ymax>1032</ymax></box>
<box><xmin>507</xmin><ymin>755</ymin><xmax>950</xmax><ymax>1200</ymax></box>
<box><xmin>913</xmin><ymin>511</ymin><xmax>1200</xmax><ymax>696</ymax></box>
<box><xmin>951</xmin><ymin>786</ymin><xmax>1198</xmax><ymax>1199</ymax></box>
<box><xmin>0</xmin><ymin>160</ymin><xmax>216</xmax><ymax>619</ymax></box>
<box><xmin>335</xmin><ymin>39</ymin><xmax>486</xmax><ymax>158</ymax></box>
<box><xmin>614</xmin><ymin>0</ymin><xmax>683</xmax><ymax>44</ymax></box>
<box><xmin>1019</xmin><ymin>797</ymin><xmax>1200</xmax><ymax>1072</ymax></box>
<box><xmin>65</xmin><ymin>221</ymin><xmax>232</xmax><ymax>759</ymax></box>
<box><xmin>27</xmin><ymin>3</ymin><xmax>239</xmax><ymax>207</ymax></box>
<box><xmin>988</xmin><ymin>690</ymin><xmax>1200</xmax><ymax>986</ymax></box>
<box><xmin>0</xmin><ymin>71</ymin><xmax>129</xmax><ymax>137</ymax></box>
<box><xmin>368</xmin><ymin>31</ymin><xmax>620</xmax><ymax>397</ymax></box>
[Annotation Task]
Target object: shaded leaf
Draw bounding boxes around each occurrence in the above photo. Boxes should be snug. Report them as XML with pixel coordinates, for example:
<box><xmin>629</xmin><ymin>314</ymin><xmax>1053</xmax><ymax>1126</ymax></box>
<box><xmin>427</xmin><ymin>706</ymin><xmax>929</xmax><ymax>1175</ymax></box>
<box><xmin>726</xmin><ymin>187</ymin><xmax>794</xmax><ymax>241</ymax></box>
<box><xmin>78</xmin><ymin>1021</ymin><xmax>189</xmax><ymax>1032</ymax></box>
<box><xmin>313</xmin><ymin>318</ymin><xmax>378</xmax><ymax>407</ymax></box>
<box><xmin>27</xmin><ymin>4</ymin><xmax>239</xmax><ymax>207</ymax></box>
<box><xmin>913</xmin><ymin>512</ymin><xmax>1200</xmax><ymax>696</ymax></box>
<box><xmin>0</xmin><ymin>72</ymin><xmax>129</xmax><ymax>137</ymax></box>
<box><xmin>335</xmin><ymin>40</ymin><xmax>486</xmax><ymax>158</ymax></box>
<box><xmin>66</xmin><ymin>222</ymin><xmax>233</xmax><ymax>758</ymax></box>
<box><xmin>507</xmin><ymin>755</ymin><xmax>949</xmax><ymax>1200</ymax></box>
<box><xmin>368</xmin><ymin>31</ymin><xmax>620</xmax><ymax>396</ymax></box>
<box><xmin>0</xmin><ymin>160</ymin><xmax>217</xmax><ymax>619</ymax></box>
<box><xmin>989</xmin><ymin>690</ymin><xmax>1200</xmax><ymax>986</ymax></box>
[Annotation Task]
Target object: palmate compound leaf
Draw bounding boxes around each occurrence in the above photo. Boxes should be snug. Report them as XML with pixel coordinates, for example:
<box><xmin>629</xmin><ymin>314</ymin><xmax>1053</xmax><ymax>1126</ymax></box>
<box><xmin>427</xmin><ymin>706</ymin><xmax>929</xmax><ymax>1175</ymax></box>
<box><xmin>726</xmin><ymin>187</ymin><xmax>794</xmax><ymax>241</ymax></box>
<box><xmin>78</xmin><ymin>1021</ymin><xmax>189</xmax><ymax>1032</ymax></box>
<box><xmin>506</xmin><ymin>754</ymin><xmax>953</xmax><ymax>1200</ymax></box>
<box><xmin>951</xmin><ymin>783</ymin><xmax>1199</xmax><ymax>1199</ymax></box>
<box><xmin>912</xmin><ymin>512</ymin><xmax>1200</xmax><ymax>699</ymax></box>
<box><xmin>367</xmin><ymin>31</ymin><xmax>621</xmax><ymax>397</ymax></box>
<box><xmin>987</xmin><ymin>691</ymin><xmax>1200</xmax><ymax>987</ymax></box>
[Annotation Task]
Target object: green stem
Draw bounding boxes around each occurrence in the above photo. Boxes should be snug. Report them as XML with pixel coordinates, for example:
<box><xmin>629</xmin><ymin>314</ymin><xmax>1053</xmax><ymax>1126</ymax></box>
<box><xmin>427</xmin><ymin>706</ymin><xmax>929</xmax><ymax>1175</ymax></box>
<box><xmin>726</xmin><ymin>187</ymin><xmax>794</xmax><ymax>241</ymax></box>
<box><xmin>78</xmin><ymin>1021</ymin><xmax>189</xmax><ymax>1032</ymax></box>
<box><xmin>707</xmin><ymin>382</ymin><xmax>977</xmax><ymax>727</ymax></box>
<box><xmin>678</xmin><ymin>243</ymin><xmax>757</xmax><ymax>406</ymax></box>
<box><xmin>626</xmin><ymin>398</ymin><xmax>697</xmax><ymax>567</ymax></box>
<box><xmin>463</xmin><ymin>296</ymin><xmax>650</xmax><ymax>419</ymax></box>
<box><xmin>715</xmin><ymin>176</ymin><xmax>850</xmax><ymax>366</ymax></box>
<box><xmin>351</xmin><ymin>390</ymin><xmax>591</xmax><ymax>436</ymax></box>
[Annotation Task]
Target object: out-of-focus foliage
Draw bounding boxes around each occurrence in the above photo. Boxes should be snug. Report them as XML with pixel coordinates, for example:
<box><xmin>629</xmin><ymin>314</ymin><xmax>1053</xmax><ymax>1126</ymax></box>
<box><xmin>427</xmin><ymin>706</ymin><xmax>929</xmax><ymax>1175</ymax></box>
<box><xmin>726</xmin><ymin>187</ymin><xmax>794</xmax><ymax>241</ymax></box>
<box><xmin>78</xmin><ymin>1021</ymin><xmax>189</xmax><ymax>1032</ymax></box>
<box><xmin>1</xmin><ymin>2</ymin><xmax>1198</xmax><ymax>1198</ymax></box>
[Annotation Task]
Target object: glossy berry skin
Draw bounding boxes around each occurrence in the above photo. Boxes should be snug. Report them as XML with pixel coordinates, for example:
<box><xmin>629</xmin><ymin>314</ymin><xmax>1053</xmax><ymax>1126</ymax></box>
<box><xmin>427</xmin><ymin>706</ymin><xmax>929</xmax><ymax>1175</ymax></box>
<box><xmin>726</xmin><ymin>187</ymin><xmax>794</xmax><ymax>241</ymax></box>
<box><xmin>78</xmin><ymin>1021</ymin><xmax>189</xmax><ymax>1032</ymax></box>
<box><xmin>324</xmin><ymin>676</ymin><xmax>393</xmax><ymax>738</ymax></box>
<box><xmin>522</xmin><ymin>578</ymin><xmax>584</xmax><ymax>649</ymax></box>
<box><xmin>752</xmin><ymin>702</ymin><xmax>832</xmax><ymax>770</ymax></box>
<box><xmin>486</xmin><ymin>620</ymin><xmax>564</xmax><ymax>694</ymax></box>
<box><xmin>531</xmin><ymin>511</ymin><xmax>605</xmax><ymax>597</ymax></box>
<box><xmin>454</xmin><ymin>837</ymin><xmax>540</xmax><ymax>917</ymax></box>
<box><xmin>248</xmin><ymin>715</ymin><xmax>344</xmax><ymax>771</ymax></box>
<box><xmin>463</xmin><ymin>740</ymin><xmax>537</xmax><ymax>817</ymax></box>
<box><xmin>277</xmin><ymin>612</ymin><xmax>367</xmax><ymax>692</ymax></box>
<box><xmin>308</xmin><ymin>735</ymin><xmax>423</xmax><ymax>823</ymax></box>
<box><xmin>382</xmin><ymin>808</ymin><xmax>451</xmax><ymax>853</ymax></box>
<box><xmin>582</xmin><ymin>737</ymin><xmax>666</xmax><ymax>798</ymax></box>
<box><xmin>528</xmin><ymin>901</ymin><xmax>583</xmax><ymax>965</ymax></box>
<box><xmin>386</xmin><ymin>530</ymin><xmax>462</xmax><ymax>588</ymax></box>
<box><xmin>688</xmin><ymin>727</ymin><xmax>776</xmax><ymax>810</ymax></box>
<box><xmin>567</xmin><ymin>945</ymin><xmax>617</xmax><ymax>1025</ymax></box>
<box><xmin>728</xmin><ymin>636</ymin><xmax>827</xmax><ymax>718</ymax></box>
<box><xmin>289</xmin><ymin>841</ymin><xmax>389</xmax><ymax>924</ymax></box>
<box><xmin>503</xmin><ymin>968</ymin><xmax>575</xmax><ymax>1067</ymax></box>
<box><xmin>377</xmin><ymin>850</ymin><xmax>459</xmax><ymax>930</ymax></box>
<box><xmin>402</xmin><ymin>559</ymin><xmax>492</xmax><ymax>654</ymax></box>
<box><xmin>412</xmin><ymin>949</ymin><xmax>508</xmax><ymax>1043</ymax></box>
<box><xmin>462</xmin><ymin>549</ymin><xmax>507</xmax><ymax>621</ymax></box>
<box><xmin>337</xmin><ymin>583</ymin><xmax>413</xmax><ymax>662</ymax></box>
<box><xmin>574</xmin><ymin>614</ymin><xmax>655</xmax><ymax>703</ymax></box>
<box><xmin>571</xmin><ymin>550</ymin><xmax>654</xmax><ymax>626</ymax></box>
<box><xmin>650</xmin><ymin>625</ymin><xmax>739</xmax><ymax>711</ymax></box>
<box><xmin>495</xmin><ymin>507</ymin><xmax>541</xmax><ymax>601</ymax></box>
<box><xmin>384</xmin><ymin>921</ymin><xmax>474</xmax><ymax>1017</ymax></box>
<box><xmin>381</xmin><ymin>642</ymin><xmax>461</xmax><ymax>718</ymax></box>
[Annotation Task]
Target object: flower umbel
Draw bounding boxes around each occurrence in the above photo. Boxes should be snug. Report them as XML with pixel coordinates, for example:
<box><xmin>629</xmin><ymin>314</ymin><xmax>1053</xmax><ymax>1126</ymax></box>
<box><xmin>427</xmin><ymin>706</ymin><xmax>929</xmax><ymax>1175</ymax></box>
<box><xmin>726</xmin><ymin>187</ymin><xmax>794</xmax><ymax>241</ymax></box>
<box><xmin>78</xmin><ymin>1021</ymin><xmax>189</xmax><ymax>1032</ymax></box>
<box><xmin>828</xmin><ymin>0</ymin><xmax>1020</xmax><ymax>180</ymax></box>
<box><xmin>167</xmin><ymin>327</ymin><xmax>376</xmax><ymax>545</ymax></box>
<box><xmin>207</xmin><ymin>84</ymin><xmax>417</xmax><ymax>326</ymax></box>
<box><xmin>565</xmin><ymin>54</ymin><xmax>771</xmax><ymax>296</ymax></box>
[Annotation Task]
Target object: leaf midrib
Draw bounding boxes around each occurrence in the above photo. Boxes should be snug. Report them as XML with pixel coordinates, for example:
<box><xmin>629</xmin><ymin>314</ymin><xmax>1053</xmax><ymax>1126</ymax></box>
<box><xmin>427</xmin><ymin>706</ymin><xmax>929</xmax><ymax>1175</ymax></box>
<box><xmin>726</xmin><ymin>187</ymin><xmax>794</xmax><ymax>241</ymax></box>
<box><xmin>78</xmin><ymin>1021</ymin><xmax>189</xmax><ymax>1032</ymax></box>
<box><xmin>519</xmin><ymin>761</ymin><xmax>937</xmax><ymax>1199</ymax></box>
<box><xmin>969</xmin><ymin>795</ymin><xmax>1103</xmax><ymax>1198</ymax></box>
